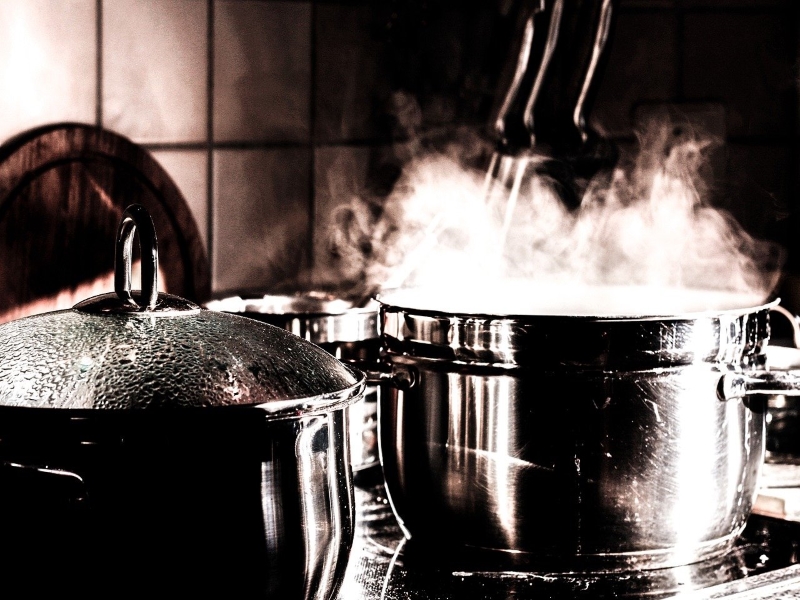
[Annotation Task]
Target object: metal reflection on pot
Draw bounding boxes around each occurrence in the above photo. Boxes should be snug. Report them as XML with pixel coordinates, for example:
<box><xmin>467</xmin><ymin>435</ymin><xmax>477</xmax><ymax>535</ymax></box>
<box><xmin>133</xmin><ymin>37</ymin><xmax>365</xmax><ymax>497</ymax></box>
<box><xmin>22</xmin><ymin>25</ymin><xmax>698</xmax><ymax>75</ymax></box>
<box><xmin>374</xmin><ymin>285</ymin><xmax>800</xmax><ymax>572</ymax></box>
<box><xmin>0</xmin><ymin>204</ymin><xmax>364</xmax><ymax>598</ymax></box>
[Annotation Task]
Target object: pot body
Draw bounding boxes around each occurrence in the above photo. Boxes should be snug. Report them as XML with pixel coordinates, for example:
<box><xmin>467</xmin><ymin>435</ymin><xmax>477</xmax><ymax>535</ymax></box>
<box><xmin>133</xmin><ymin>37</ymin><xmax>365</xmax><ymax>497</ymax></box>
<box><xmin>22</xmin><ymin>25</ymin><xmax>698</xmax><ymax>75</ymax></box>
<box><xmin>0</xmin><ymin>406</ymin><xmax>354</xmax><ymax>598</ymax></box>
<box><xmin>378</xmin><ymin>302</ymin><xmax>771</xmax><ymax>571</ymax></box>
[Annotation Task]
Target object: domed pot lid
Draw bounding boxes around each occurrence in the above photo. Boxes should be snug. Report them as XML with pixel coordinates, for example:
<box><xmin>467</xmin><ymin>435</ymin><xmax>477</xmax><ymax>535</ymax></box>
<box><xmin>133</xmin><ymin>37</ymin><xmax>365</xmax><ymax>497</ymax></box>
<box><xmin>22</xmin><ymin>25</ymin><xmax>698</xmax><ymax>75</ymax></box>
<box><xmin>0</xmin><ymin>205</ymin><xmax>363</xmax><ymax>415</ymax></box>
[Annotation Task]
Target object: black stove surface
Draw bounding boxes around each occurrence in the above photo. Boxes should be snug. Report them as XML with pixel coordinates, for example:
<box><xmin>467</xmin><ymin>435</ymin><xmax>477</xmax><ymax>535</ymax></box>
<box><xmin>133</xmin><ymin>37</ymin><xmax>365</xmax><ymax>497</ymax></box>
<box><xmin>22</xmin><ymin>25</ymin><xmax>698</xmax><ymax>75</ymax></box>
<box><xmin>342</xmin><ymin>468</ymin><xmax>800</xmax><ymax>600</ymax></box>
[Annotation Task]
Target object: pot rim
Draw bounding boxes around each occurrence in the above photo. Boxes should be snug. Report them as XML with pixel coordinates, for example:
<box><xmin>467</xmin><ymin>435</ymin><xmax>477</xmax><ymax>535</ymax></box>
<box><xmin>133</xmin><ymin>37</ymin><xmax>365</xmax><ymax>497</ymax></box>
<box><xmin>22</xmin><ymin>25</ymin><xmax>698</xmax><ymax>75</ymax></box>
<box><xmin>205</xmin><ymin>291</ymin><xmax>379</xmax><ymax>318</ymax></box>
<box><xmin>204</xmin><ymin>293</ymin><xmax>380</xmax><ymax>345</ymax></box>
<box><xmin>0</xmin><ymin>366</ymin><xmax>366</xmax><ymax>423</ymax></box>
<box><xmin>378</xmin><ymin>298</ymin><xmax>776</xmax><ymax>369</ymax></box>
<box><xmin>376</xmin><ymin>291</ymin><xmax>779</xmax><ymax>322</ymax></box>
<box><xmin>251</xmin><ymin>365</ymin><xmax>366</xmax><ymax>419</ymax></box>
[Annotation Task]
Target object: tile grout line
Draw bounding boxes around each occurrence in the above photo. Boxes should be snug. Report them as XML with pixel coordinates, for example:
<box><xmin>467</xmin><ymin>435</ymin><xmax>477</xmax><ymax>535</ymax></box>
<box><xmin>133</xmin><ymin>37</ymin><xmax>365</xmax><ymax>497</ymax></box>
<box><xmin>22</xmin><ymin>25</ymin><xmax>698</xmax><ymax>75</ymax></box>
<box><xmin>308</xmin><ymin>0</ymin><xmax>317</xmax><ymax>280</ymax></box>
<box><xmin>143</xmin><ymin>138</ymin><xmax>402</xmax><ymax>151</ymax></box>
<box><xmin>789</xmin><ymin>1</ymin><xmax>800</xmax><ymax>273</ymax></box>
<box><xmin>207</xmin><ymin>0</ymin><xmax>215</xmax><ymax>293</ymax></box>
<box><xmin>96</xmin><ymin>0</ymin><xmax>103</xmax><ymax>126</ymax></box>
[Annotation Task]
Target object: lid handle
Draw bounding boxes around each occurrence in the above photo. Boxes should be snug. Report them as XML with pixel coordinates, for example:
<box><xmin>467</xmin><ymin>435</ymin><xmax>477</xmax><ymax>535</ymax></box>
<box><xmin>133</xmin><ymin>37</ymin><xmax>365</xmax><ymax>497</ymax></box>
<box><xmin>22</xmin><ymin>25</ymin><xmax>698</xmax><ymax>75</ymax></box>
<box><xmin>115</xmin><ymin>204</ymin><xmax>158</xmax><ymax>310</ymax></box>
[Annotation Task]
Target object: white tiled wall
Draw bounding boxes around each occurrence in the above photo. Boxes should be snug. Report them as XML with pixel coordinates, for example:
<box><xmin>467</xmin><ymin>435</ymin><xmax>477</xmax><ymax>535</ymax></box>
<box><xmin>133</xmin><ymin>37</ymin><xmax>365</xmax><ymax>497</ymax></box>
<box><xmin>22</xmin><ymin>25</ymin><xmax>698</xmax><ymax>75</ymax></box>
<box><xmin>0</xmin><ymin>0</ymin><xmax>316</xmax><ymax>296</ymax></box>
<box><xmin>150</xmin><ymin>149</ymin><xmax>209</xmax><ymax>247</ymax></box>
<box><xmin>0</xmin><ymin>0</ymin><xmax>796</xmax><ymax>300</ymax></box>
<box><xmin>104</xmin><ymin>0</ymin><xmax>208</xmax><ymax>143</ymax></box>
<box><xmin>214</xmin><ymin>0</ymin><xmax>311</xmax><ymax>143</ymax></box>
<box><xmin>212</xmin><ymin>147</ymin><xmax>310</xmax><ymax>292</ymax></box>
<box><xmin>313</xmin><ymin>145</ymin><xmax>372</xmax><ymax>288</ymax></box>
<box><xmin>0</xmin><ymin>0</ymin><xmax>96</xmax><ymax>143</ymax></box>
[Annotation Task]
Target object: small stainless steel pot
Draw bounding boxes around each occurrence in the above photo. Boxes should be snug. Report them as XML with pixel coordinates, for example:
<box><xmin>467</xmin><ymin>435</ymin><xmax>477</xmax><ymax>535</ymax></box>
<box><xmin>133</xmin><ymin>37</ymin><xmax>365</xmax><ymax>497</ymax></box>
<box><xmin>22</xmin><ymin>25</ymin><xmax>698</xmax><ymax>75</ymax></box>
<box><xmin>0</xmin><ymin>205</ymin><xmax>364</xmax><ymax>598</ymax></box>
<box><xmin>374</xmin><ymin>290</ymin><xmax>800</xmax><ymax>572</ymax></box>
<box><xmin>204</xmin><ymin>293</ymin><xmax>381</xmax><ymax>474</ymax></box>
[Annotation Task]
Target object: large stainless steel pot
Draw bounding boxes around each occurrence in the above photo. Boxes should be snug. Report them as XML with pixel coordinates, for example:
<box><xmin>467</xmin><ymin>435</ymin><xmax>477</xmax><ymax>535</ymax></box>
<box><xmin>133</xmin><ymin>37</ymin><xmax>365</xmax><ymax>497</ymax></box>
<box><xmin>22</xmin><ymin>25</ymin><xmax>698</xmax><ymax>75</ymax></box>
<box><xmin>204</xmin><ymin>292</ymin><xmax>380</xmax><ymax>475</ymax></box>
<box><xmin>375</xmin><ymin>288</ymin><xmax>800</xmax><ymax>572</ymax></box>
<box><xmin>0</xmin><ymin>205</ymin><xmax>364</xmax><ymax>598</ymax></box>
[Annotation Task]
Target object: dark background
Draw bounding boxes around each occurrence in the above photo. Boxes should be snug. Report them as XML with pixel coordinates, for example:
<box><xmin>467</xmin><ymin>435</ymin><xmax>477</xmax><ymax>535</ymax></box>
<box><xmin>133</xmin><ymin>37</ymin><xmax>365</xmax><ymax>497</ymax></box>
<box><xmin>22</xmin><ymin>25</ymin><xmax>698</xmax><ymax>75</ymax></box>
<box><xmin>309</xmin><ymin>0</ymin><xmax>799</xmax><ymax>306</ymax></box>
<box><xmin>0</xmin><ymin>0</ymin><xmax>797</xmax><ymax>309</ymax></box>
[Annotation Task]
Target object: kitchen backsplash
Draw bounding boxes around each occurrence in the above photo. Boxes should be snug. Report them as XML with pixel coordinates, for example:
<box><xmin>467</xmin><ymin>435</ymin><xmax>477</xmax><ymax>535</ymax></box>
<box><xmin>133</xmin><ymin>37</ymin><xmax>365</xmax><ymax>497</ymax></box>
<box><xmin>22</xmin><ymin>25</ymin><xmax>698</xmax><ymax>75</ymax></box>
<box><xmin>0</xmin><ymin>0</ymin><xmax>797</xmax><ymax>298</ymax></box>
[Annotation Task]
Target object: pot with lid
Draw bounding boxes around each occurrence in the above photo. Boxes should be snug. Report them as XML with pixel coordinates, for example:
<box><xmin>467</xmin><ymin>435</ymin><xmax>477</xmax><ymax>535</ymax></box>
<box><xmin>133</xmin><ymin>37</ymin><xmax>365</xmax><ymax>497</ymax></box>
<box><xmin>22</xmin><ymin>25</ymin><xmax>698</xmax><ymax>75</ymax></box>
<box><xmin>0</xmin><ymin>205</ymin><xmax>364</xmax><ymax>598</ymax></box>
<box><xmin>374</xmin><ymin>283</ymin><xmax>800</xmax><ymax>573</ymax></box>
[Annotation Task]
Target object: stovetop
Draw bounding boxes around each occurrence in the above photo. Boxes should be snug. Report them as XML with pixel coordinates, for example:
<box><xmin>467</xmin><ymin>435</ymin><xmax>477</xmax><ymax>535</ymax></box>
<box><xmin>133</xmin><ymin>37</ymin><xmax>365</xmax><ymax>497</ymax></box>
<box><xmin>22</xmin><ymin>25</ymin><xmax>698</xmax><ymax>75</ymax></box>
<box><xmin>341</xmin><ymin>468</ymin><xmax>800</xmax><ymax>600</ymax></box>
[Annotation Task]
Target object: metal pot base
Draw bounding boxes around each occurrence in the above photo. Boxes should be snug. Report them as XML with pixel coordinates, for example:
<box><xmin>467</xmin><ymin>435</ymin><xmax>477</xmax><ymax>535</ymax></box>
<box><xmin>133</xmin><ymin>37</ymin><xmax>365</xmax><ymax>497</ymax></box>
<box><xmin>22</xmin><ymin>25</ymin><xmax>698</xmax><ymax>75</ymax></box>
<box><xmin>379</xmin><ymin>364</ymin><xmax>764</xmax><ymax>573</ymax></box>
<box><xmin>400</xmin><ymin>531</ymin><xmax>740</xmax><ymax>574</ymax></box>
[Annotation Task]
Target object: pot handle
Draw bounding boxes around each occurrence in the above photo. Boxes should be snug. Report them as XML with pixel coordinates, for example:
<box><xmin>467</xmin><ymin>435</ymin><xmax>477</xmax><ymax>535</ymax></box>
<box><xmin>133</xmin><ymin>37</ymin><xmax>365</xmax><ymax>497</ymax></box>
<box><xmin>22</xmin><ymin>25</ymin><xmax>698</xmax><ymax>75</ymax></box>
<box><xmin>718</xmin><ymin>371</ymin><xmax>800</xmax><ymax>401</ymax></box>
<box><xmin>115</xmin><ymin>203</ymin><xmax>159</xmax><ymax>310</ymax></box>
<box><xmin>0</xmin><ymin>462</ymin><xmax>89</xmax><ymax>507</ymax></box>
<box><xmin>770</xmin><ymin>304</ymin><xmax>800</xmax><ymax>349</ymax></box>
<box><xmin>364</xmin><ymin>364</ymin><xmax>416</xmax><ymax>392</ymax></box>
<box><xmin>718</xmin><ymin>304</ymin><xmax>800</xmax><ymax>401</ymax></box>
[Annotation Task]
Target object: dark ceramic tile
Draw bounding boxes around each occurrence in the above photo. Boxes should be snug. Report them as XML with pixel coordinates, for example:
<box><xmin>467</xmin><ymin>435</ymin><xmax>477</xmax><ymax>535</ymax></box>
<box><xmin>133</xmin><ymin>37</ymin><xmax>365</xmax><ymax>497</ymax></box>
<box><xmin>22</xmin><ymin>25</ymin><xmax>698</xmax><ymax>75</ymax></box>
<box><xmin>723</xmin><ymin>144</ymin><xmax>793</xmax><ymax>309</ymax></box>
<box><xmin>0</xmin><ymin>0</ymin><xmax>96</xmax><ymax>142</ymax></box>
<box><xmin>776</xmin><ymin>274</ymin><xmax>800</xmax><ymax>322</ymax></box>
<box><xmin>104</xmin><ymin>0</ymin><xmax>207</xmax><ymax>143</ymax></box>
<box><xmin>150</xmin><ymin>150</ymin><xmax>209</xmax><ymax>250</ymax></box>
<box><xmin>590</xmin><ymin>12</ymin><xmax>680</xmax><ymax>138</ymax></box>
<box><xmin>631</xmin><ymin>101</ymin><xmax>728</xmax><ymax>195</ymax></box>
<box><xmin>315</xmin><ymin>3</ymin><xmax>506</xmax><ymax>143</ymax></box>
<box><xmin>212</xmin><ymin>149</ymin><xmax>311</xmax><ymax>294</ymax></box>
<box><xmin>314</xmin><ymin>4</ymin><xmax>394</xmax><ymax>143</ymax></box>
<box><xmin>633</xmin><ymin>101</ymin><xmax>727</xmax><ymax>139</ymax></box>
<box><xmin>377</xmin><ymin>3</ymin><xmax>502</xmax><ymax>132</ymax></box>
<box><xmin>681</xmin><ymin>0</ymin><xmax>792</xmax><ymax>8</ymax></box>
<box><xmin>620</xmin><ymin>0</ymin><xmax>676</xmax><ymax>7</ymax></box>
<box><xmin>312</xmin><ymin>144</ymin><xmax>405</xmax><ymax>289</ymax></box>
<box><xmin>722</xmin><ymin>144</ymin><xmax>791</xmax><ymax>241</ymax></box>
<box><xmin>784</xmin><ymin>152</ymin><xmax>800</xmax><ymax>273</ymax></box>
<box><xmin>683</xmin><ymin>12</ymin><xmax>795</xmax><ymax>138</ymax></box>
<box><xmin>214</xmin><ymin>0</ymin><xmax>311</xmax><ymax>143</ymax></box>
<box><xmin>312</xmin><ymin>146</ymin><xmax>371</xmax><ymax>288</ymax></box>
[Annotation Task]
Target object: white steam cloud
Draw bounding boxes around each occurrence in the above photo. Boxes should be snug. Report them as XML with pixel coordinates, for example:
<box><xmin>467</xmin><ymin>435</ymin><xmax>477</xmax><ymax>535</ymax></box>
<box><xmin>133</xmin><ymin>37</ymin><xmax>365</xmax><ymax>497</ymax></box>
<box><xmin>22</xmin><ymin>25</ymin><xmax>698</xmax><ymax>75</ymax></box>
<box><xmin>326</xmin><ymin>115</ymin><xmax>783</xmax><ymax>316</ymax></box>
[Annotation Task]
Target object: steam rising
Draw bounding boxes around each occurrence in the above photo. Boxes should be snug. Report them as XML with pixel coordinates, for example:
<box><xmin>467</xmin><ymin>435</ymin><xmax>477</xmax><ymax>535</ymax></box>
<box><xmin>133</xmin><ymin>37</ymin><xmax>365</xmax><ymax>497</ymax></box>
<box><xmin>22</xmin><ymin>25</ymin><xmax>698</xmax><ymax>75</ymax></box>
<box><xmin>327</xmin><ymin>116</ymin><xmax>783</xmax><ymax>316</ymax></box>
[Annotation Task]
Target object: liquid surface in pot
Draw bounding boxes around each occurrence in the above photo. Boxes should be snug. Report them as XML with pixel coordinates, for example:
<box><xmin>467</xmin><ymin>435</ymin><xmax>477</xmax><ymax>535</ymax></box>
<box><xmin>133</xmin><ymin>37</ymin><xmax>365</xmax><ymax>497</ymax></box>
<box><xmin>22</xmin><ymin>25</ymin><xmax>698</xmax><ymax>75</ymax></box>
<box><xmin>379</xmin><ymin>281</ymin><xmax>767</xmax><ymax>317</ymax></box>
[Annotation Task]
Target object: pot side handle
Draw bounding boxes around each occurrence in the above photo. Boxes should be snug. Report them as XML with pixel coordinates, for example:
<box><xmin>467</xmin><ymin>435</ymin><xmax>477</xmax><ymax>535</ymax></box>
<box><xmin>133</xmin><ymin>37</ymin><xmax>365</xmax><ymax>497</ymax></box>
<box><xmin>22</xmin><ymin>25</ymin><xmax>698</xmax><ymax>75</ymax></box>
<box><xmin>0</xmin><ymin>462</ymin><xmax>89</xmax><ymax>507</ymax></box>
<box><xmin>719</xmin><ymin>304</ymin><xmax>800</xmax><ymax>401</ymax></box>
<box><xmin>718</xmin><ymin>371</ymin><xmax>800</xmax><ymax>401</ymax></box>
<box><xmin>771</xmin><ymin>304</ymin><xmax>800</xmax><ymax>349</ymax></box>
<box><xmin>364</xmin><ymin>364</ymin><xmax>416</xmax><ymax>392</ymax></box>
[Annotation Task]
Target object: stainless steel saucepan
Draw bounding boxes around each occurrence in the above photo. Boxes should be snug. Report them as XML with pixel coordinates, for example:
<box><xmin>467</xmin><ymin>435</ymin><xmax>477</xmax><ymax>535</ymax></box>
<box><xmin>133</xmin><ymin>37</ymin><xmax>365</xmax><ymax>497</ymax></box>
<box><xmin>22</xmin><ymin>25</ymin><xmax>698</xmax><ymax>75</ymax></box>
<box><xmin>373</xmin><ymin>286</ymin><xmax>800</xmax><ymax>572</ymax></box>
<box><xmin>204</xmin><ymin>292</ymin><xmax>381</xmax><ymax>476</ymax></box>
